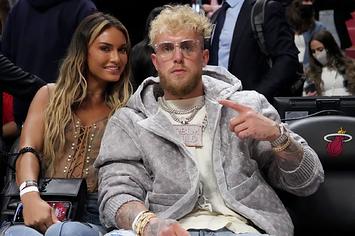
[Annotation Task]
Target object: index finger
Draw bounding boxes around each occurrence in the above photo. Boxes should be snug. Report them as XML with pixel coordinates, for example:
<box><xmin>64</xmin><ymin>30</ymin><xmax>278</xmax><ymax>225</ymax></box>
<box><xmin>218</xmin><ymin>99</ymin><xmax>250</xmax><ymax>113</ymax></box>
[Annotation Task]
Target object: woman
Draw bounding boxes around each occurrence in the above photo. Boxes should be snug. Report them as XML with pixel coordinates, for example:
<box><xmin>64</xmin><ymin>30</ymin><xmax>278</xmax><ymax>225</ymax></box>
<box><xmin>4</xmin><ymin>12</ymin><xmax>132</xmax><ymax>235</ymax></box>
<box><xmin>287</xmin><ymin>0</ymin><xmax>326</xmax><ymax>68</ymax></box>
<box><xmin>305</xmin><ymin>30</ymin><xmax>355</xmax><ymax>96</ymax></box>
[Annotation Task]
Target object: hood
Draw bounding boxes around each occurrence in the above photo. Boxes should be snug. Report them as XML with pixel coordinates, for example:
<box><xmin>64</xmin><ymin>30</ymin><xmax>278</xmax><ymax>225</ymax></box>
<box><xmin>28</xmin><ymin>0</ymin><xmax>66</xmax><ymax>10</ymax></box>
<box><xmin>126</xmin><ymin>65</ymin><xmax>242</xmax><ymax>117</ymax></box>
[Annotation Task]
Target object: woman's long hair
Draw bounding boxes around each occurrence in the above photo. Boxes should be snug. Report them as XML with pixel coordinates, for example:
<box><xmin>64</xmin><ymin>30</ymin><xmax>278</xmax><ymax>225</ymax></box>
<box><xmin>43</xmin><ymin>12</ymin><xmax>132</xmax><ymax>175</ymax></box>
<box><xmin>307</xmin><ymin>30</ymin><xmax>355</xmax><ymax>95</ymax></box>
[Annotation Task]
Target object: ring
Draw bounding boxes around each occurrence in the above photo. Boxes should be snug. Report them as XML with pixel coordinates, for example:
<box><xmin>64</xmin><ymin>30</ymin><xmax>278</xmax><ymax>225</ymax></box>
<box><xmin>323</xmin><ymin>133</ymin><xmax>352</xmax><ymax>143</ymax></box>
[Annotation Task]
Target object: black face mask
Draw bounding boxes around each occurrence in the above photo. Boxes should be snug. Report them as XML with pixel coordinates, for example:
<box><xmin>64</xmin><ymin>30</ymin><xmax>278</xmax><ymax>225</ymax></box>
<box><xmin>300</xmin><ymin>4</ymin><xmax>314</xmax><ymax>19</ymax></box>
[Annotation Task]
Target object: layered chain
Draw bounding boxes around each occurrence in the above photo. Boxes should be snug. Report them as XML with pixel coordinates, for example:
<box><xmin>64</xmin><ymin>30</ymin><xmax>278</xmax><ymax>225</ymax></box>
<box><xmin>158</xmin><ymin>97</ymin><xmax>205</xmax><ymax>125</ymax></box>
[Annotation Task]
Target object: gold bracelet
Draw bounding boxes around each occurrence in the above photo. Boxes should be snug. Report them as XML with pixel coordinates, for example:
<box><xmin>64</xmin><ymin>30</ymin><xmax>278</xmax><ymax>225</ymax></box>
<box><xmin>272</xmin><ymin>135</ymin><xmax>291</xmax><ymax>152</ymax></box>
<box><xmin>136</xmin><ymin>212</ymin><xmax>156</xmax><ymax>236</ymax></box>
<box><xmin>132</xmin><ymin>210</ymin><xmax>149</xmax><ymax>233</ymax></box>
<box><xmin>134</xmin><ymin>211</ymin><xmax>147</xmax><ymax>235</ymax></box>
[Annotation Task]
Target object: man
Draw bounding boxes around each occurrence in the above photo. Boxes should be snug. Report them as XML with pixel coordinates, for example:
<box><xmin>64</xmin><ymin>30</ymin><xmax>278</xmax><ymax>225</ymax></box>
<box><xmin>95</xmin><ymin>5</ymin><xmax>323</xmax><ymax>236</ymax></box>
<box><xmin>208</xmin><ymin>0</ymin><xmax>299</xmax><ymax>102</ymax></box>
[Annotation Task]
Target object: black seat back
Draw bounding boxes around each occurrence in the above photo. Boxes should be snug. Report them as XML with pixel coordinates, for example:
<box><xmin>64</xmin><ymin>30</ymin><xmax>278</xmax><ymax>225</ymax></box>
<box><xmin>278</xmin><ymin>115</ymin><xmax>355</xmax><ymax>235</ymax></box>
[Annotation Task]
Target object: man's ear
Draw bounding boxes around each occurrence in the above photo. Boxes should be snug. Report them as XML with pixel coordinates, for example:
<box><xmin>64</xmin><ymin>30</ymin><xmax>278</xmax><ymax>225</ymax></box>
<box><xmin>151</xmin><ymin>53</ymin><xmax>158</xmax><ymax>70</ymax></box>
<box><xmin>202</xmin><ymin>49</ymin><xmax>209</xmax><ymax>66</ymax></box>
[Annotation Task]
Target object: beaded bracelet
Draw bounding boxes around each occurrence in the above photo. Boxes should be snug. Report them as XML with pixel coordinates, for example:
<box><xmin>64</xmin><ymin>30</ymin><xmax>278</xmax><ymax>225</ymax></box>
<box><xmin>17</xmin><ymin>146</ymin><xmax>41</xmax><ymax>161</ymax></box>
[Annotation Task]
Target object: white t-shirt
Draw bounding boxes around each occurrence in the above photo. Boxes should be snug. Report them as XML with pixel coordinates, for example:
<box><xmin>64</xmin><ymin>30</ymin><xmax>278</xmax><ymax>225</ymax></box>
<box><xmin>158</xmin><ymin>96</ymin><xmax>259</xmax><ymax>234</ymax></box>
<box><xmin>294</xmin><ymin>34</ymin><xmax>306</xmax><ymax>63</ymax></box>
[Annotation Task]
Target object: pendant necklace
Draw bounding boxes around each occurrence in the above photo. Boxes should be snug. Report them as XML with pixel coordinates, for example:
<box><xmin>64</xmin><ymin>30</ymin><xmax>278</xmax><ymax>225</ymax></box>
<box><xmin>159</xmin><ymin>97</ymin><xmax>208</xmax><ymax>147</ymax></box>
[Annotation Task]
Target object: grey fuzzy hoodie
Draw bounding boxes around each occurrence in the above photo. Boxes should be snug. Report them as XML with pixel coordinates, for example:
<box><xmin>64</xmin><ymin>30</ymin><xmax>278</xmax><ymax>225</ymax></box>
<box><xmin>95</xmin><ymin>65</ymin><xmax>324</xmax><ymax>236</ymax></box>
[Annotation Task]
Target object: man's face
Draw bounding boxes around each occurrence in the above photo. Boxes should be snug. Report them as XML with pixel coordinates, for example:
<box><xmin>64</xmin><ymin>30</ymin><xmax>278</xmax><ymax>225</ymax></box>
<box><xmin>151</xmin><ymin>30</ymin><xmax>209</xmax><ymax>100</ymax></box>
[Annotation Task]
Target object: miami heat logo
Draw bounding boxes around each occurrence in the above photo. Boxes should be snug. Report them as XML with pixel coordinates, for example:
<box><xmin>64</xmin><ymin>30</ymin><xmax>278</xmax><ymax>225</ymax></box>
<box><xmin>324</xmin><ymin>128</ymin><xmax>353</xmax><ymax>157</ymax></box>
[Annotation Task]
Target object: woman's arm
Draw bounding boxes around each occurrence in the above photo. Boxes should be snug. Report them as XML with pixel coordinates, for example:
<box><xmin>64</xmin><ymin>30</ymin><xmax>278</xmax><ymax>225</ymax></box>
<box><xmin>16</xmin><ymin>85</ymin><xmax>52</xmax><ymax>183</ymax></box>
<box><xmin>15</xmin><ymin>84</ymin><xmax>59</xmax><ymax>232</ymax></box>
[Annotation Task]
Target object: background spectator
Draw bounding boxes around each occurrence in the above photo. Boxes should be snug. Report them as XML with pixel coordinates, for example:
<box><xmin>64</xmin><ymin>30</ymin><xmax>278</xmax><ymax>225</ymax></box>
<box><xmin>286</xmin><ymin>0</ymin><xmax>326</xmax><ymax>68</ymax></box>
<box><xmin>0</xmin><ymin>52</ymin><xmax>46</xmax><ymax>145</ymax></box>
<box><xmin>314</xmin><ymin>0</ymin><xmax>355</xmax><ymax>50</ymax></box>
<box><xmin>305</xmin><ymin>30</ymin><xmax>355</xmax><ymax>96</ymax></box>
<box><xmin>202</xmin><ymin>0</ymin><xmax>221</xmax><ymax>18</ymax></box>
<box><xmin>130</xmin><ymin>6</ymin><xmax>165</xmax><ymax>90</ymax></box>
<box><xmin>208</xmin><ymin>0</ymin><xmax>299</xmax><ymax>102</ymax></box>
<box><xmin>1</xmin><ymin>0</ymin><xmax>96</xmax><ymax>127</ymax></box>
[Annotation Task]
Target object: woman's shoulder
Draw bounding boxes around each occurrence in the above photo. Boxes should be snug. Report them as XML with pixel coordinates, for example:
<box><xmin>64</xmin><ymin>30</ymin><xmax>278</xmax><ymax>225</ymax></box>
<box><xmin>36</xmin><ymin>83</ymin><xmax>55</xmax><ymax>94</ymax></box>
<box><xmin>32</xmin><ymin>83</ymin><xmax>56</xmax><ymax>105</ymax></box>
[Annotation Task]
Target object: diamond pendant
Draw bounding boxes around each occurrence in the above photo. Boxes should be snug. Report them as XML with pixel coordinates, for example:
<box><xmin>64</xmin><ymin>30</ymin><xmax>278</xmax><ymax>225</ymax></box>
<box><xmin>181</xmin><ymin>119</ymin><xmax>188</xmax><ymax>125</ymax></box>
<box><xmin>173</xmin><ymin>124</ymin><xmax>203</xmax><ymax>147</ymax></box>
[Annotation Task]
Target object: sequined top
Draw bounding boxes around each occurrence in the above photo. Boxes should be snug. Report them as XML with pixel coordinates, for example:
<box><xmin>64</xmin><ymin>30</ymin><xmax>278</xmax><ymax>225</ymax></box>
<box><xmin>45</xmin><ymin>115</ymin><xmax>108</xmax><ymax>192</ymax></box>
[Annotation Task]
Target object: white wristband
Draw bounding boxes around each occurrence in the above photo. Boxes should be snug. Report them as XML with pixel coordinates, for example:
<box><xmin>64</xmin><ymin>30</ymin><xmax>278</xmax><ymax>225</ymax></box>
<box><xmin>19</xmin><ymin>180</ymin><xmax>38</xmax><ymax>192</ymax></box>
<box><xmin>20</xmin><ymin>186</ymin><xmax>39</xmax><ymax>197</ymax></box>
<box><xmin>132</xmin><ymin>210</ymin><xmax>147</xmax><ymax>232</ymax></box>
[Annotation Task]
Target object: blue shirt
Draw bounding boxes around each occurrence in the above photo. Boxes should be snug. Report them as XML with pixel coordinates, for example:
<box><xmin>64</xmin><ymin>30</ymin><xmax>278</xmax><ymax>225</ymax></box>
<box><xmin>218</xmin><ymin>0</ymin><xmax>245</xmax><ymax>69</ymax></box>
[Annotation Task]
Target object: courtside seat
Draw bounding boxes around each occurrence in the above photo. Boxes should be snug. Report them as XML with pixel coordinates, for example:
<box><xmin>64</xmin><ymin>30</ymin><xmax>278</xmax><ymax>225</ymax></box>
<box><xmin>277</xmin><ymin>115</ymin><xmax>355</xmax><ymax>235</ymax></box>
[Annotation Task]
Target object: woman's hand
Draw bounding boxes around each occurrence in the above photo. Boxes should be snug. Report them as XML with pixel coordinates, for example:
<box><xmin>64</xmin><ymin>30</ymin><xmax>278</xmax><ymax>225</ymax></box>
<box><xmin>21</xmin><ymin>192</ymin><xmax>59</xmax><ymax>233</ymax></box>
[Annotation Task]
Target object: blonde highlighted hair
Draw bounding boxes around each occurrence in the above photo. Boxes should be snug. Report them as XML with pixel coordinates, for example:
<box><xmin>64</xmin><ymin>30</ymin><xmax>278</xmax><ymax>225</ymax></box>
<box><xmin>149</xmin><ymin>4</ymin><xmax>212</xmax><ymax>46</ymax></box>
<box><xmin>43</xmin><ymin>12</ymin><xmax>132</xmax><ymax>175</ymax></box>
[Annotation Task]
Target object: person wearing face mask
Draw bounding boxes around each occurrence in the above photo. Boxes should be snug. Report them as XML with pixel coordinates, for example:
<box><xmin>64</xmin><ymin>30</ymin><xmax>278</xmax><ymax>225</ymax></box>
<box><xmin>286</xmin><ymin>0</ymin><xmax>327</xmax><ymax>69</ymax></box>
<box><xmin>304</xmin><ymin>30</ymin><xmax>355</xmax><ymax>96</ymax></box>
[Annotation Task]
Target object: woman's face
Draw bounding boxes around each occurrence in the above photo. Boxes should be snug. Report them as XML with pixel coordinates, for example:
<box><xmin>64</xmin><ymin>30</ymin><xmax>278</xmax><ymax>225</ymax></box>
<box><xmin>310</xmin><ymin>40</ymin><xmax>325</xmax><ymax>55</ymax></box>
<box><xmin>310</xmin><ymin>39</ymin><xmax>328</xmax><ymax>65</ymax></box>
<box><xmin>87</xmin><ymin>26</ymin><xmax>128</xmax><ymax>84</ymax></box>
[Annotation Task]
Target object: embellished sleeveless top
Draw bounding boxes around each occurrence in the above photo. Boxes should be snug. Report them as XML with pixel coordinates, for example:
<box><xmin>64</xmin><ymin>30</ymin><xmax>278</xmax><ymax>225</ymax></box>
<box><xmin>45</xmin><ymin>115</ymin><xmax>108</xmax><ymax>192</ymax></box>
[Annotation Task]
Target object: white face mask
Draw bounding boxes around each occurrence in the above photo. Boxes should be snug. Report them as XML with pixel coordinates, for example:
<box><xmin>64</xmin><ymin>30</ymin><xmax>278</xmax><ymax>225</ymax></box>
<box><xmin>313</xmin><ymin>49</ymin><xmax>328</xmax><ymax>66</ymax></box>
